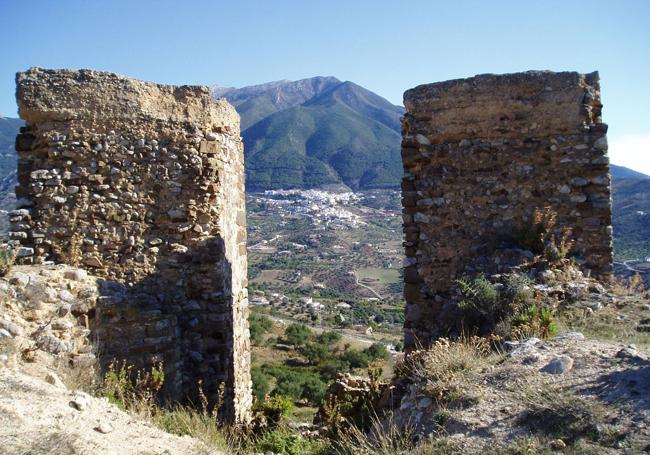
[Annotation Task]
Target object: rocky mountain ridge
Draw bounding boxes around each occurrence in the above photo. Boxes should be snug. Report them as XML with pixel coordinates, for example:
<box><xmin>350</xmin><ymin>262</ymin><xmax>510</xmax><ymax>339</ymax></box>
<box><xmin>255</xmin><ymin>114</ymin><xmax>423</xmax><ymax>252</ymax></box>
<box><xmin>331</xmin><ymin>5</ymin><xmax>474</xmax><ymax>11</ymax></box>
<box><xmin>213</xmin><ymin>77</ymin><xmax>404</xmax><ymax>191</ymax></box>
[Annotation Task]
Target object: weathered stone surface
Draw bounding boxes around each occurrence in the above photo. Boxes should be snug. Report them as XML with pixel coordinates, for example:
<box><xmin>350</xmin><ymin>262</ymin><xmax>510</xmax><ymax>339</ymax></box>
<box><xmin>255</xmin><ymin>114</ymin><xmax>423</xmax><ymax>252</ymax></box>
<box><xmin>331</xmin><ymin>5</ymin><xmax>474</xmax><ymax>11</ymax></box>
<box><xmin>12</xmin><ymin>68</ymin><xmax>251</xmax><ymax>423</ymax></box>
<box><xmin>542</xmin><ymin>355</ymin><xmax>574</xmax><ymax>374</ymax></box>
<box><xmin>401</xmin><ymin>71</ymin><xmax>614</xmax><ymax>349</ymax></box>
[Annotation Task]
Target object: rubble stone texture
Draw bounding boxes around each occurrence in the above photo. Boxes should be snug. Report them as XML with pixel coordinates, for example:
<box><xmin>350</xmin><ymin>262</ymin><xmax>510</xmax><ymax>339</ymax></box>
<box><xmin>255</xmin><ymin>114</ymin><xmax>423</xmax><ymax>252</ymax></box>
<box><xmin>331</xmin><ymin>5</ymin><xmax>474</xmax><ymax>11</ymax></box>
<box><xmin>401</xmin><ymin>71</ymin><xmax>614</xmax><ymax>348</ymax></box>
<box><xmin>11</xmin><ymin>68</ymin><xmax>252</xmax><ymax>423</ymax></box>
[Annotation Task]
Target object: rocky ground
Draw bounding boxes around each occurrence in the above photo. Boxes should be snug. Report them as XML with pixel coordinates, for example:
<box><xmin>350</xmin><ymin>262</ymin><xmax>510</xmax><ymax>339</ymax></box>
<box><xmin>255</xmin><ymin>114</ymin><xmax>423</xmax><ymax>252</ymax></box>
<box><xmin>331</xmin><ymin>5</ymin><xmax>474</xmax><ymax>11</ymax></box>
<box><xmin>0</xmin><ymin>264</ymin><xmax>218</xmax><ymax>455</ymax></box>
<box><xmin>0</xmin><ymin>369</ymin><xmax>211</xmax><ymax>454</ymax></box>
<box><xmin>394</xmin><ymin>334</ymin><xmax>650</xmax><ymax>453</ymax></box>
<box><xmin>319</xmin><ymin>331</ymin><xmax>650</xmax><ymax>454</ymax></box>
<box><xmin>2</xmin><ymin>262</ymin><xmax>650</xmax><ymax>454</ymax></box>
<box><xmin>315</xmin><ymin>266</ymin><xmax>650</xmax><ymax>454</ymax></box>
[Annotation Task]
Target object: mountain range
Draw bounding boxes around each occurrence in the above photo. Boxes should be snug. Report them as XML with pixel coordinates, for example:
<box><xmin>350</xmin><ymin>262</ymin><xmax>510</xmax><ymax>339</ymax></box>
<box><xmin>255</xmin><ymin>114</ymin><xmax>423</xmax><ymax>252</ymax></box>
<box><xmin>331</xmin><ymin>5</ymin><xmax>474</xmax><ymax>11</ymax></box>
<box><xmin>212</xmin><ymin>77</ymin><xmax>404</xmax><ymax>191</ymax></box>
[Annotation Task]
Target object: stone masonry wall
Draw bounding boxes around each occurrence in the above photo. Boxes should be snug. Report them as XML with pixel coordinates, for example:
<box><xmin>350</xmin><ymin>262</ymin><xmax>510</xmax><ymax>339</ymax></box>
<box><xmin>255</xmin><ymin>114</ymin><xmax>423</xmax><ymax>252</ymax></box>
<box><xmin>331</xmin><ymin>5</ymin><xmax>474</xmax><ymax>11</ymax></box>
<box><xmin>10</xmin><ymin>68</ymin><xmax>251</xmax><ymax>423</ymax></box>
<box><xmin>401</xmin><ymin>71</ymin><xmax>613</xmax><ymax>348</ymax></box>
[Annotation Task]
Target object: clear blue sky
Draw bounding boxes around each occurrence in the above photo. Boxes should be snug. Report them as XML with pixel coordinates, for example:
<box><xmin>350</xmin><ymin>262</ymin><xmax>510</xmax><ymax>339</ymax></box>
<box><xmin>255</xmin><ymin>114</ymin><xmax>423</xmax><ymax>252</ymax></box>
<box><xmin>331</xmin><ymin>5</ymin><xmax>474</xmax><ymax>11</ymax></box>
<box><xmin>1</xmin><ymin>0</ymin><xmax>649</xmax><ymax>171</ymax></box>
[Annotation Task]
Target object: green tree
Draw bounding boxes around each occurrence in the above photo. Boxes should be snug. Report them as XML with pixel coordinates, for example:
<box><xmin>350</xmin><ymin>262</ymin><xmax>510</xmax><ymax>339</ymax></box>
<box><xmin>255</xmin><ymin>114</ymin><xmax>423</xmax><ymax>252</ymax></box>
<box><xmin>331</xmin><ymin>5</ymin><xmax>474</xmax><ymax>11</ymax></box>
<box><xmin>299</xmin><ymin>342</ymin><xmax>330</xmax><ymax>365</ymax></box>
<box><xmin>341</xmin><ymin>349</ymin><xmax>369</xmax><ymax>369</ymax></box>
<box><xmin>316</xmin><ymin>330</ymin><xmax>342</xmax><ymax>346</ymax></box>
<box><xmin>300</xmin><ymin>376</ymin><xmax>327</xmax><ymax>405</ymax></box>
<box><xmin>363</xmin><ymin>343</ymin><xmax>389</xmax><ymax>361</ymax></box>
<box><xmin>249</xmin><ymin>314</ymin><xmax>273</xmax><ymax>346</ymax></box>
<box><xmin>284</xmin><ymin>323</ymin><xmax>312</xmax><ymax>347</ymax></box>
<box><xmin>251</xmin><ymin>366</ymin><xmax>271</xmax><ymax>403</ymax></box>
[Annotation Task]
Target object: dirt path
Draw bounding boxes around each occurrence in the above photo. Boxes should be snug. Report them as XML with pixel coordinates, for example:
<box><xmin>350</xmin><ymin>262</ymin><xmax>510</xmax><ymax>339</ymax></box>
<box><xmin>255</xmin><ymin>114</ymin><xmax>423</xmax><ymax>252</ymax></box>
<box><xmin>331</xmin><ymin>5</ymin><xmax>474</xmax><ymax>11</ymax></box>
<box><xmin>353</xmin><ymin>272</ymin><xmax>383</xmax><ymax>300</ymax></box>
<box><xmin>0</xmin><ymin>369</ymin><xmax>219</xmax><ymax>455</ymax></box>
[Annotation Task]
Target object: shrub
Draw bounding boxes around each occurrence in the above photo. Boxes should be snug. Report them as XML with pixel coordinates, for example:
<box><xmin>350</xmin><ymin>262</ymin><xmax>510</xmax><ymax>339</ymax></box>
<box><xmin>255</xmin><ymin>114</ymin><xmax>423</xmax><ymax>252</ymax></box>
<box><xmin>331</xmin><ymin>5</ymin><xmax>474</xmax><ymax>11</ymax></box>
<box><xmin>255</xmin><ymin>427</ymin><xmax>328</xmax><ymax>455</ymax></box>
<box><xmin>503</xmin><ymin>273</ymin><xmax>534</xmax><ymax>304</ymax></box>
<box><xmin>317</xmin><ymin>358</ymin><xmax>351</xmax><ymax>380</ymax></box>
<box><xmin>284</xmin><ymin>323</ymin><xmax>312</xmax><ymax>347</ymax></box>
<box><xmin>260</xmin><ymin>395</ymin><xmax>294</xmax><ymax>422</ymax></box>
<box><xmin>0</xmin><ymin>244</ymin><xmax>15</xmax><ymax>277</ymax></box>
<box><xmin>363</xmin><ymin>343</ymin><xmax>389</xmax><ymax>362</ymax></box>
<box><xmin>251</xmin><ymin>366</ymin><xmax>271</xmax><ymax>403</ymax></box>
<box><xmin>299</xmin><ymin>342</ymin><xmax>331</xmax><ymax>365</ymax></box>
<box><xmin>249</xmin><ymin>313</ymin><xmax>273</xmax><ymax>345</ymax></box>
<box><xmin>456</xmin><ymin>275</ymin><xmax>503</xmax><ymax>333</ymax></box>
<box><xmin>395</xmin><ymin>337</ymin><xmax>493</xmax><ymax>407</ymax></box>
<box><xmin>265</xmin><ymin>365</ymin><xmax>328</xmax><ymax>406</ymax></box>
<box><xmin>341</xmin><ymin>349</ymin><xmax>370</xmax><ymax>369</ymax></box>
<box><xmin>316</xmin><ymin>330</ymin><xmax>342</xmax><ymax>345</ymax></box>
<box><xmin>457</xmin><ymin>273</ymin><xmax>558</xmax><ymax>340</ymax></box>
<box><xmin>517</xmin><ymin>206</ymin><xmax>558</xmax><ymax>254</ymax></box>
<box><xmin>517</xmin><ymin>206</ymin><xmax>575</xmax><ymax>263</ymax></box>
<box><xmin>511</xmin><ymin>305</ymin><xmax>558</xmax><ymax>339</ymax></box>
<box><xmin>300</xmin><ymin>375</ymin><xmax>327</xmax><ymax>404</ymax></box>
<box><xmin>273</xmin><ymin>372</ymin><xmax>305</xmax><ymax>399</ymax></box>
<box><xmin>102</xmin><ymin>360</ymin><xmax>164</xmax><ymax>414</ymax></box>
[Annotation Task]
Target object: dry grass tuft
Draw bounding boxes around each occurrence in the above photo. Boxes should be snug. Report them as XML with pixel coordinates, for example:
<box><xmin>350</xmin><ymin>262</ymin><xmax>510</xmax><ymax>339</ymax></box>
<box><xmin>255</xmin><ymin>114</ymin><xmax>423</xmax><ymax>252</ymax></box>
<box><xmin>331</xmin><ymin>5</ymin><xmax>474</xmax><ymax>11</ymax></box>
<box><xmin>152</xmin><ymin>406</ymin><xmax>231</xmax><ymax>453</ymax></box>
<box><xmin>396</xmin><ymin>337</ymin><xmax>496</xmax><ymax>407</ymax></box>
<box><xmin>518</xmin><ymin>386</ymin><xmax>606</xmax><ymax>445</ymax></box>
<box><xmin>333</xmin><ymin>414</ymin><xmax>417</xmax><ymax>455</ymax></box>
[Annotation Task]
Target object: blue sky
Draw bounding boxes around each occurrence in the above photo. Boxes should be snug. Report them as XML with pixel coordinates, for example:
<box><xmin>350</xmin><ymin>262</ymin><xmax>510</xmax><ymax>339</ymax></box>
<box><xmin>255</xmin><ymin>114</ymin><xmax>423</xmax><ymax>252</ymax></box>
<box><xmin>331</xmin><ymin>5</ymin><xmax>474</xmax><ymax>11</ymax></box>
<box><xmin>1</xmin><ymin>0</ymin><xmax>649</xmax><ymax>172</ymax></box>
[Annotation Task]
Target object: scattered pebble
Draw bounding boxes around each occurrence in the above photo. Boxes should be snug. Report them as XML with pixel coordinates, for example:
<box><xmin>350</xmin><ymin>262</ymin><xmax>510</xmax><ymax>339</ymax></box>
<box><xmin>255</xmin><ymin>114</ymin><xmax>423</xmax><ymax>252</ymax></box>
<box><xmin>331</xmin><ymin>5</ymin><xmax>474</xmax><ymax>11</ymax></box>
<box><xmin>45</xmin><ymin>372</ymin><xmax>66</xmax><ymax>389</ymax></box>
<box><xmin>542</xmin><ymin>355</ymin><xmax>574</xmax><ymax>374</ymax></box>
<box><xmin>549</xmin><ymin>439</ymin><xmax>566</xmax><ymax>450</ymax></box>
<box><xmin>9</xmin><ymin>272</ymin><xmax>30</xmax><ymax>287</ymax></box>
<box><xmin>0</xmin><ymin>319</ymin><xmax>23</xmax><ymax>337</ymax></box>
<box><xmin>94</xmin><ymin>422</ymin><xmax>114</xmax><ymax>434</ymax></box>
<box><xmin>70</xmin><ymin>393</ymin><xmax>90</xmax><ymax>411</ymax></box>
<box><xmin>554</xmin><ymin>332</ymin><xmax>585</xmax><ymax>341</ymax></box>
<box><xmin>616</xmin><ymin>345</ymin><xmax>640</xmax><ymax>359</ymax></box>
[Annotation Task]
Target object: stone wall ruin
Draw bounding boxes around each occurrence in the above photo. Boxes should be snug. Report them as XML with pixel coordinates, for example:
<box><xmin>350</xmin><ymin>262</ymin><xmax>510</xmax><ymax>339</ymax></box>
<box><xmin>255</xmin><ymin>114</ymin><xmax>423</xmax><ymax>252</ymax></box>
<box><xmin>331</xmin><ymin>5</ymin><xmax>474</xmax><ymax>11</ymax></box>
<box><xmin>10</xmin><ymin>68</ymin><xmax>251</xmax><ymax>422</ymax></box>
<box><xmin>401</xmin><ymin>71</ymin><xmax>614</xmax><ymax>348</ymax></box>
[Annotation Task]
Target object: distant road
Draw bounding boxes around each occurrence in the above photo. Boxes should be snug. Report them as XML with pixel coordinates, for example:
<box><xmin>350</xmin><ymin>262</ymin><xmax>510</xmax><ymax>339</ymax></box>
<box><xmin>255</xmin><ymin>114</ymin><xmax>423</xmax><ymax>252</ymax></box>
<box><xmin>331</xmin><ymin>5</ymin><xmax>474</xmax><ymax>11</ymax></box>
<box><xmin>353</xmin><ymin>272</ymin><xmax>383</xmax><ymax>300</ymax></box>
<box><xmin>614</xmin><ymin>260</ymin><xmax>644</xmax><ymax>273</ymax></box>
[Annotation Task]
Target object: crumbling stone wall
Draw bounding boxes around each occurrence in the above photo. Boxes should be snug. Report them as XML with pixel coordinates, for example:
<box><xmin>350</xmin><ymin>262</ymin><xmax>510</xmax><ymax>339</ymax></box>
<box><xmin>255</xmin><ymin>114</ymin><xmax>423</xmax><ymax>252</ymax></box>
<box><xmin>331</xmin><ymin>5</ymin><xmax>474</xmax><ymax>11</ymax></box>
<box><xmin>10</xmin><ymin>68</ymin><xmax>251</xmax><ymax>422</ymax></box>
<box><xmin>401</xmin><ymin>71</ymin><xmax>613</xmax><ymax>348</ymax></box>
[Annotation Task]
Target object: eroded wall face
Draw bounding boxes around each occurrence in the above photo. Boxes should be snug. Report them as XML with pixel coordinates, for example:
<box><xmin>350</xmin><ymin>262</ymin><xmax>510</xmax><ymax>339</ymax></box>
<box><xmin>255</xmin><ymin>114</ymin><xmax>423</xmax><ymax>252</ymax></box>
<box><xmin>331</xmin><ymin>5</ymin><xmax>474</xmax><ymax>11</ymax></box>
<box><xmin>11</xmin><ymin>68</ymin><xmax>251</xmax><ymax>422</ymax></box>
<box><xmin>401</xmin><ymin>71</ymin><xmax>613</xmax><ymax>347</ymax></box>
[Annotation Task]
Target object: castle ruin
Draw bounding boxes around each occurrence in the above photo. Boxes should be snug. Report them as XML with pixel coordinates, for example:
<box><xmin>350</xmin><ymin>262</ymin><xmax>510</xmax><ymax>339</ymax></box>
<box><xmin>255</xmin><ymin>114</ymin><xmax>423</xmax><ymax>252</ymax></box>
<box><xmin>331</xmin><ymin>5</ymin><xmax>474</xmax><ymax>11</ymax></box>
<box><xmin>10</xmin><ymin>68</ymin><xmax>251</xmax><ymax>422</ymax></box>
<box><xmin>401</xmin><ymin>71</ymin><xmax>614</xmax><ymax>348</ymax></box>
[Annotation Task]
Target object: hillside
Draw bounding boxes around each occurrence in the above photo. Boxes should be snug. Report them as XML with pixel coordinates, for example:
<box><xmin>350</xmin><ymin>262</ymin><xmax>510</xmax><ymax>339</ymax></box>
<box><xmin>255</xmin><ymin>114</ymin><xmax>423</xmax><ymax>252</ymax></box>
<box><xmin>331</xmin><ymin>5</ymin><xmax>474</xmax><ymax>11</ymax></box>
<box><xmin>612</xmin><ymin>176</ymin><xmax>650</xmax><ymax>259</ymax></box>
<box><xmin>611</xmin><ymin>164</ymin><xmax>650</xmax><ymax>180</ymax></box>
<box><xmin>0</xmin><ymin>117</ymin><xmax>22</xmax><ymax>181</ymax></box>
<box><xmin>215</xmin><ymin>77</ymin><xmax>404</xmax><ymax>191</ymax></box>
<box><xmin>212</xmin><ymin>76</ymin><xmax>341</xmax><ymax>131</ymax></box>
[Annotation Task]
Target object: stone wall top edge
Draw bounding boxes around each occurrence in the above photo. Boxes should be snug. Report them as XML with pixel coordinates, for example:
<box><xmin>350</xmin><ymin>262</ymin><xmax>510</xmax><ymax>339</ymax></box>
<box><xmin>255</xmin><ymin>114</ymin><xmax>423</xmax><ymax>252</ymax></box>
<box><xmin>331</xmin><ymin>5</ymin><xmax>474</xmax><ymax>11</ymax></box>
<box><xmin>16</xmin><ymin>67</ymin><xmax>240</xmax><ymax>131</ymax></box>
<box><xmin>403</xmin><ymin>70</ymin><xmax>599</xmax><ymax>103</ymax></box>
<box><xmin>402</xmin><ymin>70</ymin><xmax>601</xmax><ymax>141</ymax></box>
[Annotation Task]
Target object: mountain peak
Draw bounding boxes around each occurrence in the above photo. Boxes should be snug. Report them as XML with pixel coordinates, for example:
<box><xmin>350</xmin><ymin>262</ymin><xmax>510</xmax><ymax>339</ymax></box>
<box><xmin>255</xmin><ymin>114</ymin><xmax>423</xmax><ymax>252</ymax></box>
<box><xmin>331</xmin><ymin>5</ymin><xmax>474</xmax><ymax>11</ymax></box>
<box><xmin>230</xmin><ymin>77</ymin><xmax>404</xmax><ymax>191</ymax></box>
